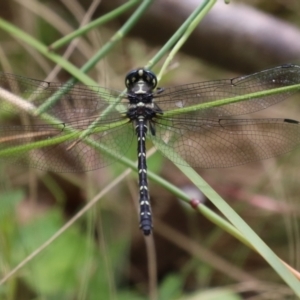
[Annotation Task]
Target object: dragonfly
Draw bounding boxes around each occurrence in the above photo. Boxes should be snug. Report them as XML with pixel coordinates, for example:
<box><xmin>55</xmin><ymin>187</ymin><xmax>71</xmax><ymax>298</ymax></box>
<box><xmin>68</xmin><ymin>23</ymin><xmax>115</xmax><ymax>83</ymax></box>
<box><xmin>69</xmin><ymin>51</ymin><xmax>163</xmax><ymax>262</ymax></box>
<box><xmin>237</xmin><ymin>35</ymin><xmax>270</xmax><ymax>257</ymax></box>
<box><xmin>0</xmin><ymin>64</ymin><xmax>300</xmax><ymax>235</ymax></box>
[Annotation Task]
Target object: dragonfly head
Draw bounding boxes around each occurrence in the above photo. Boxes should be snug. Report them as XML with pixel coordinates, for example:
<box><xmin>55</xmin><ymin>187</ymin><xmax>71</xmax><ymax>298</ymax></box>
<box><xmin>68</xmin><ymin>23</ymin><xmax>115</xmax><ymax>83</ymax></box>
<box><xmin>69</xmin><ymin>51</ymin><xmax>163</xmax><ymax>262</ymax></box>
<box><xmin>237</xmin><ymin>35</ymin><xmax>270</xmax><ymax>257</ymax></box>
<box><xmin>125</xmin><ymin>68</ymin><xmax>157</xmax><ymax>94</ymax></box>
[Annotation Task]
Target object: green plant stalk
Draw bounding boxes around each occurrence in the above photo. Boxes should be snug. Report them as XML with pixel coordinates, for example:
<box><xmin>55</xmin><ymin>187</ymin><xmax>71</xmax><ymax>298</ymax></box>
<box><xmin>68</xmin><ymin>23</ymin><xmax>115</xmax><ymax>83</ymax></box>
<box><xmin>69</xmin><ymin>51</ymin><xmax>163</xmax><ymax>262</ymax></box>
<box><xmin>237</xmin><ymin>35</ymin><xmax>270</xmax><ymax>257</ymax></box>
<box><xmin>0</xmin><ymin>118</ymin><xmax>128</xmax><ymax>157</ymax></box>
<box><xmin>0</xmin><ymin>18</ymin><xmax>99</xmax><ymax>86</ymax></box>
<box><xmin>173</xmin><ymin>158</ymin><xmax>300</xmax><ymax>294</ymax></box>
<box><xmin>163</xmin><ymin>83</ymin><xmax>300</xmax><ymax>117</ymax></box>
<box><xmin>78</xmin><ymin>0</ymin><xmax>153</xmax><ymax>76</ymax></box>
<box><xmin>146</xmin><ymin>0</ymin><xmax>216</xmax><ymax>70</ymax></box>
<box><xmin>49</xmin><ymin>0</ymin><xmax>141</xmax><ymax>51</ymax></box>
<box><xmin>158</xmin><ymin>0</ymin><xmax>217</xmax><ymax>80</ymax></box>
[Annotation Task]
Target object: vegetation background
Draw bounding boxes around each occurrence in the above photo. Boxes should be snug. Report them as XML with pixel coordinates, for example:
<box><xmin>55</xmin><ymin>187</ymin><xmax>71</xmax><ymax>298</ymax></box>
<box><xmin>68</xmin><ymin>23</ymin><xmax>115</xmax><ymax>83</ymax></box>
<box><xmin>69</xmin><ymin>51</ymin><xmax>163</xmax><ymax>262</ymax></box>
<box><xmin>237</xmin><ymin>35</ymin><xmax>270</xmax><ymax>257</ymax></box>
<box><xmin>0</xmin><ymin>0</ymin><xmax>300</xmax><ymax>299</ymax></box>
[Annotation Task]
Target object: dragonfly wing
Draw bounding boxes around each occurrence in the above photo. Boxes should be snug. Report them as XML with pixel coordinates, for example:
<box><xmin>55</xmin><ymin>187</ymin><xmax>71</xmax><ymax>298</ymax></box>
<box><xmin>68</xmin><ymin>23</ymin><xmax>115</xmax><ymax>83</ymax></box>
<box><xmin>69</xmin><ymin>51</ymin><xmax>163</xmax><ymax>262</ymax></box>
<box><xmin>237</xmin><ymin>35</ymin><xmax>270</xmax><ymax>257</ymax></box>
<box><xmin>150</xmin><ymin>117</ymin><xmax>300</xmax><ymax>168</ymax></box>
<box><xmin>0</xmin><ymin>72</ymin><xmax>134</xmax><ymax>172</ymax></box>
<box><xmin>0</xmin><ymin>120</ymin><xmax>134</xmax><ymax>172</ymax></box>
<box><xmin>154</xmin><ymin>64</ymin><xmax>300</xmax><ymax>118</ymax></box>
<box><xmin>0</xmin><ymin>72</ymin><xmax>128</xmax><ymax>116</ymax></box>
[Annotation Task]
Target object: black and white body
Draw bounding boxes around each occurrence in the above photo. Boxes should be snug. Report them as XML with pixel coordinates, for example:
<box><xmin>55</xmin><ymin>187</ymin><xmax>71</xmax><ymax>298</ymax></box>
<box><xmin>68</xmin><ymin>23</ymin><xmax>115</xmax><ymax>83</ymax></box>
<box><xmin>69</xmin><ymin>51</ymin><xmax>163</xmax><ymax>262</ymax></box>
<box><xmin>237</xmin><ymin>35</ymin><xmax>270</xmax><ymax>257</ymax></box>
<box><xmin>125</xmin><ymin>69</ymin><xmax>162</xmax><ymax>235</ymax></box>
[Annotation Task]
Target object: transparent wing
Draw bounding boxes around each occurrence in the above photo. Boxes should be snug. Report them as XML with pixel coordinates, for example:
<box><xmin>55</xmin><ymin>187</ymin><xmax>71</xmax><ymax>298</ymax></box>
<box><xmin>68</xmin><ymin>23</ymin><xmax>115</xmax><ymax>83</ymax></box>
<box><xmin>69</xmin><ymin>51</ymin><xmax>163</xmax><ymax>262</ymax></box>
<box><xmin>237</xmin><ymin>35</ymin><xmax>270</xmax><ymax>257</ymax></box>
<box><xmin>150</xmin><ymin>117</ymin><xmax>300</xmax><ymax>168</ymax></box>
<box><xmin>0</xmin><ymin>72</ymin><xmax>128</xmax><ymax>116</ymax></box>
<box><xmin>154</xmin><ymin>64</ymin><xmax>300</xmax><ymax>117</ymax></box>
<box><xmin>0</xmin><ymin>122</ymin><xmax>134</xmax><ymax>172</ymax></box>
<box><xmin>0</xmin><ymin>73</ymin><xmax>134</xmax><ymax>172</ymax></box>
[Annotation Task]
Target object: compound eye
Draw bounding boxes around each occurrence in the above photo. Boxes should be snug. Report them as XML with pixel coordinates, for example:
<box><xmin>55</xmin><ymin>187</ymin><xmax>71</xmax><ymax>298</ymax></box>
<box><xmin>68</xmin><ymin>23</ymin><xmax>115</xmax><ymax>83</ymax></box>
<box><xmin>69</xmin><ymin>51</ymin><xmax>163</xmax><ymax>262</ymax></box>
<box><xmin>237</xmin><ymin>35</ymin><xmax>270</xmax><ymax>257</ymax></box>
<box><xmin>143</xmin><ymin>69</ymin><xmax>157</xmax><ymax>89</ymax></box>
<box><xmin>125</xmin><ymin>69</ymin><xmax>157</xmax><ymax>89</ymax></box>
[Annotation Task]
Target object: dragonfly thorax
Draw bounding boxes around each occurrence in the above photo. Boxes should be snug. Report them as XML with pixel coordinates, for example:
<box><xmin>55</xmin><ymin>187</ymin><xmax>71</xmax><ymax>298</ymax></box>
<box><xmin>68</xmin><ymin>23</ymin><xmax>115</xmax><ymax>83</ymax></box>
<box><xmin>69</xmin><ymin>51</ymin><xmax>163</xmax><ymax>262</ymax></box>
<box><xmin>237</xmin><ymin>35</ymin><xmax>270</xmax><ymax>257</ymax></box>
<box><xmin>127</xmin><ymin>100</ymin><xmax>157</xmax><ymax>121</ymax></box>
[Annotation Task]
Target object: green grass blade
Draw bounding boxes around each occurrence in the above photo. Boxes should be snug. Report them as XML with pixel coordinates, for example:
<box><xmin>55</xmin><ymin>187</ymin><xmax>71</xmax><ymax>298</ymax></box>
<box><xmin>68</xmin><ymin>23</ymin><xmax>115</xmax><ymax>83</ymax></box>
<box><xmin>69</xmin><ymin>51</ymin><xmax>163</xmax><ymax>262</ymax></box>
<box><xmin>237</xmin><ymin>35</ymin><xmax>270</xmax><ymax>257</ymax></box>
<box><xmin>49</xmin><ymin>0</ymin><xmax>140</xmax><ymax>51</ymax></box>
<box><xmin>0</xmin><ymin>18</ymin><xmax>98</xmax><ymax>86</ymax></box>
<box><xmin>147</xmin><ymin>0</ymin><xmax>217</xmax><ymax>69</ymax></box>
<box><xmin>158</xmin><ymin>0</ymin><xmax>217</xmax><ymax>79</ymax></box>
<box><xmin>172</xmin><ymin>157</ymin><xmax>300</xmax><ymax>295</ymax></box>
